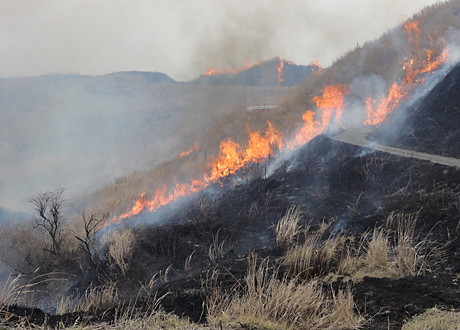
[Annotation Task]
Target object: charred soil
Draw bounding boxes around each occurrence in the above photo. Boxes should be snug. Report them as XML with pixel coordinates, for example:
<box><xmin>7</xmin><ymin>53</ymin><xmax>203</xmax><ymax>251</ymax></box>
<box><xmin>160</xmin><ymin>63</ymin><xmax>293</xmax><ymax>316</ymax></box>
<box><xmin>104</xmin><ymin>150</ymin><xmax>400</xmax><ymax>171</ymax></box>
<box><xmin>4</xmin><ymin>134</ymin><xmax>460</xmax><ymax>329</ymax></box>
<box><xmin>370</xmin><ymin>62</ymin><xmax>460</xmax><ymax>159</ymax></box>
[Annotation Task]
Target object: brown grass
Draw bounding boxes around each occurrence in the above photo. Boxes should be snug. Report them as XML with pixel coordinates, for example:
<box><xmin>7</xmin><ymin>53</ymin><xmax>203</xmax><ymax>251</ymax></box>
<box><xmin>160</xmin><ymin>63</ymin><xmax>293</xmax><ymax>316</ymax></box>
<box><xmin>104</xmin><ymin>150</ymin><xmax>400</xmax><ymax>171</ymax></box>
<box><xmin>101</xmin><ymin>229</ymin><xmax>136</xmax><ymax>276</ymax></box>
<box><xmin>339</xmin><ymin>212</ymin><xmax>444</xmax><ymax>280</ymax></box>
<box><xmin>207</xmin><ymin>254</ymin><xmax>363</xmax><ymax>330</ymax></box>
<box><xmin>284</xmin><ymin>226</ymin><xmax>347</xmax><ymax>279</ymax></box>
<box><xmin>401</xmin><ymin>307</ymin><xmax>460</xmax><ymax>330</ymax></box>
<box><xmin>280</xmin><ymin>210</ymin><xmax>443</xmax><ymax>282</ymax></box>
<box><xmin>276</xmin><ymin>205</ymin><xmax>302</xmax><ymax>250</ymax></box>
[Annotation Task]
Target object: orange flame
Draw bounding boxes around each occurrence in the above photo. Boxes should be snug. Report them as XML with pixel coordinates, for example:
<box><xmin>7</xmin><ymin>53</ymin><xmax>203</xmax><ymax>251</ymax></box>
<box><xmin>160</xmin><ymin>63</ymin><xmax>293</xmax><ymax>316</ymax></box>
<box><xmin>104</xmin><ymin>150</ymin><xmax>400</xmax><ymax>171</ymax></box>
<box><xmin>103</xmin><ymin>21</ymin><xmax>449</xmax><ymax>229</ymax></box>
<box><xmin>103</xmin><ymin>121</ymin><xmax>283</xmax><ymax>228</ymax></box>
<box><xmin>287</xmin><ymin>84</ymin><xmax>350</xmax><ymax>149</ymax></box>
<box><xmin>202</xmin><ymin>59</ymin><xmax>261</xmax><ymax>77</ymax></box>
<box><xmin>309</xmin><ymin>60</ymin><xmax>322</xmax><ymax>75</ymax></box>
<box><xmin>277</xmin><ymin>59</ymin><xmax>285</xmax><ymax>86</ymax></box>
<box><xmin>365</xmin><ymin>20</ymin><xmax>448</xmax><ymax>126</ymax></box>
<box><xmin>207</xmin><ymin>121</ymin><xmax>283</xmax><ymax>181</ymax></box>
<box><xmin>179</xmin><ymin>143</ymin><xmax>199</xmax><ymax>158</ymax></box>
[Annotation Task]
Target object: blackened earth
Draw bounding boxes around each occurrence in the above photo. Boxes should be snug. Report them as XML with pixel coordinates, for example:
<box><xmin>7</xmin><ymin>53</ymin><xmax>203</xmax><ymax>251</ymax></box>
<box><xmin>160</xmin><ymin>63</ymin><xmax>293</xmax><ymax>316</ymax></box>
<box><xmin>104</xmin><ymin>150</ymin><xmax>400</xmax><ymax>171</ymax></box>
<box><xmin>4</xmin><ymin>135</ymin><xmax>460</xmax><ymax>330</ymax></box>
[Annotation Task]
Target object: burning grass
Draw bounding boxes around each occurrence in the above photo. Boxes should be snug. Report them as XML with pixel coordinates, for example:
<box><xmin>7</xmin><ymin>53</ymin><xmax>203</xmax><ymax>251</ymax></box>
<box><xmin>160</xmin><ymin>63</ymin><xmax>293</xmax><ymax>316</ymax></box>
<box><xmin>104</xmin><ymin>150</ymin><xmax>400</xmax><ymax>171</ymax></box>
<box><xmin>3</xmin><ymin>3</ymin><xmax>460</xmax><ymax>323</ymax></box>
<box><xmin>101</xmin><ymin>16</ymin><xmax>448</xmax><ymax>232</ymax></box>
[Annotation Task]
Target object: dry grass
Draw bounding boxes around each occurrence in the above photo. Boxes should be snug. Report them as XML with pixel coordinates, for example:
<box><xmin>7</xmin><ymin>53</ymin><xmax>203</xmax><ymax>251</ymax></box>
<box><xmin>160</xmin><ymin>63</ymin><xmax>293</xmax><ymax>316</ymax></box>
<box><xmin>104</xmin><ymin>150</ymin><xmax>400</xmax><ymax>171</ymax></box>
<box><xmin>280</xmin><ymin>211</ymin><xmax>443</xmax><ymax>282</ymax></box>
<box><xmin>0</xmin><ymin>274</ymin><xmax>34</xmax><ymax>307</ymax></box>
<box><xmin>338</xmin><ymin>212</ymin><xmax>444</xmax><ymax>280</ymax></box>
<box><xmin>284</xmin><ymin>226</ymin><xmax>346</xmax><ymax>279</ymax></box>
<box><xmin>56</xmin><ymin>281</ymin><xmax>119</xmax><ymax>314</ymax></box>
<box><xmin>102</xmin><ymin>229</ymin><xmax>136</xmax><ymax>276</ymax></box>
<box><xmin>366</xmin><ymin>227</ymin><xmax>389</xmax><ymax>269</ymax></box>
<box><xmin>276</xmin><ymin>205</ymin><xmax>302</xmax><ymax>250</ymax></box>
<box><xmin>208</xmin><ymin>229</ymin><xmax>225</xmax><ymax>265</ymax></box>
<box><xmin>207</xmin><ymin>254</ymin><xmax>363</xmax><ymax>330</ymax></box>
<box><xmin>401</xmin><ymin>307</ymin><xmax>460</xmax><ymax>330</ymax></box>
<box><xmin>0</xmin><ymin>311</ymin><xmax>201</xmax><ymax>330</ymax></box>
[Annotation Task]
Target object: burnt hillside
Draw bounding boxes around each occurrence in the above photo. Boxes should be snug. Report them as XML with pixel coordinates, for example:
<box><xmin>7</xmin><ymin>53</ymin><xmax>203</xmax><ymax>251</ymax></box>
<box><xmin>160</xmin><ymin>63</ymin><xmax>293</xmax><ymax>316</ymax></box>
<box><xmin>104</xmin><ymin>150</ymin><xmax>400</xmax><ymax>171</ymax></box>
<box><xmin>192</xmin><ymin>57</ymin><xmax>314</xmax><ymax>87</ymax></box>
<box><xmin>130</xmin><ymin>135</ymin><xmax>460</xmax><ymax>330</ymax></box>
<box><xmin>370</xmin><ymin>62</ymin><xmax>460</xmax><ymax>158</ymax></box>
<box><xmin>5</xmin><ymin>132</ymin><xmax>460</xmax><ymax>329</ymax></box>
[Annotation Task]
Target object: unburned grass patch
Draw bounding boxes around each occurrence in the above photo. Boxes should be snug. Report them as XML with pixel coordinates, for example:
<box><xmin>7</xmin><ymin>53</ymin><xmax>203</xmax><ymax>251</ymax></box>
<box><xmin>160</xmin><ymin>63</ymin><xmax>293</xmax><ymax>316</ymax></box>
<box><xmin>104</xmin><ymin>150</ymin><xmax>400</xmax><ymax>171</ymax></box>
<box><xmin>207</xmin><ymin>254</ymin><xmax>363</xmax><ymax>330</ymax></box>
<box><xmin>402</xmin><ymin>307</ymin><xmax>460</xmax><ymax>330</ymax></box>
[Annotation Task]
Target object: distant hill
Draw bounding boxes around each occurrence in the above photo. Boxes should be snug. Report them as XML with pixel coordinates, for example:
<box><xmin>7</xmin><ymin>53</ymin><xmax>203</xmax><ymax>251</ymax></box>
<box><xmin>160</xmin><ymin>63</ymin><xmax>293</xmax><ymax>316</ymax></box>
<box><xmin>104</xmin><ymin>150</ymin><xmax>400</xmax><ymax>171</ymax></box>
<box><xmin>191</xmin><ymin>57</ymin><xmax>315</xmax><ymax>87</ymax></box>
<box><xmin>101</xmin><ymin>71</ymin><xmax>177</xmax><ymax>84</ymax></box>
<box><xmin>0</xmin><ymin>71</ymin><xmax>289</xmax><ymax>211</ymax></box>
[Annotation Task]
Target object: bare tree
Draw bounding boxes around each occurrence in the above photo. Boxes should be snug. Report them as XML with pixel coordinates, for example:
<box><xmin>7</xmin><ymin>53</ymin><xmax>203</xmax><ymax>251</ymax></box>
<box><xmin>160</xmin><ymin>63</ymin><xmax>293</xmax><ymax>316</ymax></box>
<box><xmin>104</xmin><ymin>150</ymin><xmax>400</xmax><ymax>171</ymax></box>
<box><xmin>29</xmin><ymin>187</ymin><xmax>66</xmax><ymax>255</ymax></box>
<box><xmin>74</xmin><ymin>210</ymin><xmax>108</xmax><ymax>274</ymax></box>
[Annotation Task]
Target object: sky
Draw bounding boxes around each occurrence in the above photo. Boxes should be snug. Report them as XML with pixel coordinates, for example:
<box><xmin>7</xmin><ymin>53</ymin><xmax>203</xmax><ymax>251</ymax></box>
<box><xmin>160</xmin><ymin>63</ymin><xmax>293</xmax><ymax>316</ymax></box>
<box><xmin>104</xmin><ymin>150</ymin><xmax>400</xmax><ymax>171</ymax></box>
<box><xmin>0</xmin><ymin>0</ymin><xmax>443</xmax><ymax>81</ymax></box>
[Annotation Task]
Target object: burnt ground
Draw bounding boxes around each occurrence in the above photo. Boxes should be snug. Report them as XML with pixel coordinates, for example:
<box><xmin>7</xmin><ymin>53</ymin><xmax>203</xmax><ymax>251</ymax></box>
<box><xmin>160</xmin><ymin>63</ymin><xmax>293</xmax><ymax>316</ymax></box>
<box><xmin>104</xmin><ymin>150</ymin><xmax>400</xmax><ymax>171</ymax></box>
<box><xmin>369</xmin><ymin>62</ymin><xmax>460</xmax><ymax>158</ymax></box>
<box><xmin>4</xmin><ymin>133</ymin><xmax>460</xmax><ymax>329</ymax></box>
<box><xmin>114</xmin><ymin>135</ymin><xmax>460</xmax><ymax>329</ymax></box>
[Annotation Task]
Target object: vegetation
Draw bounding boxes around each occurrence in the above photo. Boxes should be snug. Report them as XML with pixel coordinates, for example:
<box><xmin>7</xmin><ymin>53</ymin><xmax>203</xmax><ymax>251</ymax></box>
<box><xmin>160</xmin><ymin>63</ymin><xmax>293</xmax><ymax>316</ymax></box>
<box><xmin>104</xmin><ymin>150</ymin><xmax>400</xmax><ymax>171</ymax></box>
<box><xmin>401</xmin><ymin>308</ymin><xmax>460</xmax><ymax>330</ymax></box>
<box><xmin>2</xmin><ymin>1</ymin><xmax>460</xmax><ymax>329</ymax></box>
<box><xmin>207</xmin><ymin>254</ymin><xmax>363</xmax><ymax>330</ymax></box>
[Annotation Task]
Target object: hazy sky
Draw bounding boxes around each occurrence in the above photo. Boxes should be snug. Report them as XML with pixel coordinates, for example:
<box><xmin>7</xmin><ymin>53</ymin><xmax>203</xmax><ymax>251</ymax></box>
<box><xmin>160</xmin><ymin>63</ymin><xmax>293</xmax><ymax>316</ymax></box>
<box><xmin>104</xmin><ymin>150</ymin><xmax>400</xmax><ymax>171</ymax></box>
<box><xmin>0</xmin><ymin>0</ymin><xmax>443</xmax><ymax>81</ymax></box>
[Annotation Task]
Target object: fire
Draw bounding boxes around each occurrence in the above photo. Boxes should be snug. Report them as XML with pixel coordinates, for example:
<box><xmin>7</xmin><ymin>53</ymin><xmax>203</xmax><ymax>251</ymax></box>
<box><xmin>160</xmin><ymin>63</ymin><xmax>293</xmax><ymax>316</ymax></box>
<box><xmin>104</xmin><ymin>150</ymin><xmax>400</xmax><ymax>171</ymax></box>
<box><xmin>287</xmin><ymin>84</ymin><xmax>349</xmax><ymax>149</ymax></box>
<box><xmin>277</xmin><ymin>59</ymin><xmax>285</xmax><ymax>86</ymax></box>
<box><xmin>207</xmin><ymin>139</ymin><xmax>243</xmax><ymax>180</ymax></box>
<box><xmin>202</xmin><ymin>59</ymin><xmax>261</xmax><ymax>77</ymax></box>
<box><xmin>111</xmin><ymin>192</ymin><xmax>148</xmax><ymax>224</ymax></box>
<box><xmin>365</xmin><ymin>20</ymin><xmax>448</xmax><ymax>126</ymax></box>
<box><xmin>103</xmin><ymin>20</ymin><xmax>449</xmax><ymax>229</ymax></box>
<box><xmin>207</xmin><ymin>121</ymin><xmax>283</xmax><ymax>181</ymax></box>
<box><xmin>102</xmin><ymin>121</ymin><xmax>283</xmax><ymax>228</ymax></box>
<box><xmin>179</xmin><ymin>143</ymin><xmax>199</xmax><ymax>158</ymax></box>
<box><xmin>310</xmin><ymin>60</ymin><xmax>322</xmax><ymax>75</ymax></box>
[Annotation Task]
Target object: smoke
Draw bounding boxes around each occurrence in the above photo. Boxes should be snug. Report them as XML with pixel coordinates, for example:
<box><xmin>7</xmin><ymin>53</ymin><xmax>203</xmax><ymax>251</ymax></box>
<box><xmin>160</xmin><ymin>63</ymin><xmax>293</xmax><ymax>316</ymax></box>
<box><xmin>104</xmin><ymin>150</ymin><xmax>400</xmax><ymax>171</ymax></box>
<box><xmin>0</xmin><ymin>0</ymin><xmax>443</xmax><ymax>80</ymax></box>
<box><xmin>189</xmin><ymin>5</ymin><xmax>276</xmax><ymax>73</ymax></box>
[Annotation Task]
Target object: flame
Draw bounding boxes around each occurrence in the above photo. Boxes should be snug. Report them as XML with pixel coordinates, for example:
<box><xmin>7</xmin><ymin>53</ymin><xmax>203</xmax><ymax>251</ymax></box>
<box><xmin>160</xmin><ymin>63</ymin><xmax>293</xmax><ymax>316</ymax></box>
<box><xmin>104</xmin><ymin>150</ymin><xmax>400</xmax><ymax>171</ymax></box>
<box><xmin>207</xmin><ymin>121</ymin><xmax>283</xmax><ymax>181</ymax></box>
<box><xmin>287</xmin><ymin>84</ymin><xmax>349</xmax><ymax>149</ymax></box>
<box><xmin>309</xmin><ymin>60</ymin><xmax>322</xmax><ymax>75</ymax></box>
<box><xmin>277</xmin><ymin>59</ymin><xmax>285</xmax><ymax>86</ymax></box>
<box><xmin>179</xmin><ymin>143</ymin><xmax>199</xmax><ymax>158</ymax></box>
<box><xmin>102</xmin><ymin>121</ymin><xmax>283</xmax><ymax>229</ymax></box>
<box><xmin>202</xmin><ymin>59</ymin><xmax>261</xmax><ymax>77</ymax></box>
<box><xmin>111</xmin><ymin>192</ymin><xmax>148</xmax><ymax>224</ymax></box>
<box><xmin>365</xmin><ymin>20</ymin><xmax>448</xmax><ymax>126</ymax></box>
<box><xmin>103</xmin><ymin>20</ymin><xmax>449</xmax><ymax>229</ymax></box>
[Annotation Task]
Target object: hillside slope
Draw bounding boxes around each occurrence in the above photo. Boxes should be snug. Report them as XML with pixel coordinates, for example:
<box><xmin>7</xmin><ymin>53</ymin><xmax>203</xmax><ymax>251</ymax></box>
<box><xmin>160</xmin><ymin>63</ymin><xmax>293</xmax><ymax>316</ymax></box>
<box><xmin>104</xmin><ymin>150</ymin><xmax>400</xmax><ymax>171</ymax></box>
<box><xmin>370</xmin><ymin>62</ymin><xmax>460</xmax><ymax>157</ymax></box>
<box><xmin>4</xmin><ymin>1</ymin><xmax>460</xmax><ymax>329</ymax></box>
<box><xmin>0</xmin><ymin>73</ymin><xmax>289</xmax><ymax>212</ymax></box>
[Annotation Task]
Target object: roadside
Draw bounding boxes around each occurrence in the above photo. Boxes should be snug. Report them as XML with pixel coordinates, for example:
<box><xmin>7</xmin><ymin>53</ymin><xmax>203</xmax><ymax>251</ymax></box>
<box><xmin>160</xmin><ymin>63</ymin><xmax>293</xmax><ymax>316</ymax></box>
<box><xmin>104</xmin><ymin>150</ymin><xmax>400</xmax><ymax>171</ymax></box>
<box><xmin>333</xmin><ymin>126</ymin><xmax>460</xmax><ymax>167</ymax></box>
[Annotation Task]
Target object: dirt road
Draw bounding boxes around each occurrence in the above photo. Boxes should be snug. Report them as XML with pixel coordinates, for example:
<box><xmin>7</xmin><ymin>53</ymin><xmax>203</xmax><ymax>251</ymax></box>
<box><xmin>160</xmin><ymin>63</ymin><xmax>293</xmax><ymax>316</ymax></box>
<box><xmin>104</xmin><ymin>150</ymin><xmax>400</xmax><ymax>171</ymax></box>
<box><xmin>333</xmin><ymin>126</ymin><xmax>460</xmax><ymax>167</ymax></box>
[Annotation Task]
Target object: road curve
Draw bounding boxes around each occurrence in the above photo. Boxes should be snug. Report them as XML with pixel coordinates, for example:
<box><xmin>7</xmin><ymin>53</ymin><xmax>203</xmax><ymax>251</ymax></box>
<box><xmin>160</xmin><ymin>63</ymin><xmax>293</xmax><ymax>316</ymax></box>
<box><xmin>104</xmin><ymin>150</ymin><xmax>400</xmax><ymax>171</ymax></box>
<box><xmin>332</xmin><ymin>126</ymin><xmax>460</xmax><ymax>168</ymax></box>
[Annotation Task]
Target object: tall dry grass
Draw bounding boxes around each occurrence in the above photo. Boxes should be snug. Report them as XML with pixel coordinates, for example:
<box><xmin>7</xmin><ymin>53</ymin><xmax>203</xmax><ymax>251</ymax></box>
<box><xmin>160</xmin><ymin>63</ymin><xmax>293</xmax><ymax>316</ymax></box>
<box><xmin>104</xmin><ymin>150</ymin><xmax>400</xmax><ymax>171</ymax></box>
<box><xmin>339</xmin><ymin>211</ymin><xmax>444</xmax><ymax>280</ymax></box>
<box><xmin>276</xmin><ymin>205</ymin><xmax>302</xmax><ymax>250</ymax></box>
<box><xmin>102</xmin><ymin>229</ymin><xmax>136</xmax><ymax>276</ymax></box>
<box><xmin>401</xmin><ymin>307</ymin><xmax>460</xmax><ymax>330</ymax></box>
<box><xmin>279</xmin><ymin>210</ymin><xmax>443</xmax><ymax>281</ymax></box>
<box><xmin>207</xmin><ymin>254</ymin><xmax>363</xmax><ymax>330</ymax></box>
<box><xmin>283</xmin><ymin>225</ymin><xmax>347</xmax><ymax>279</ymax></box>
